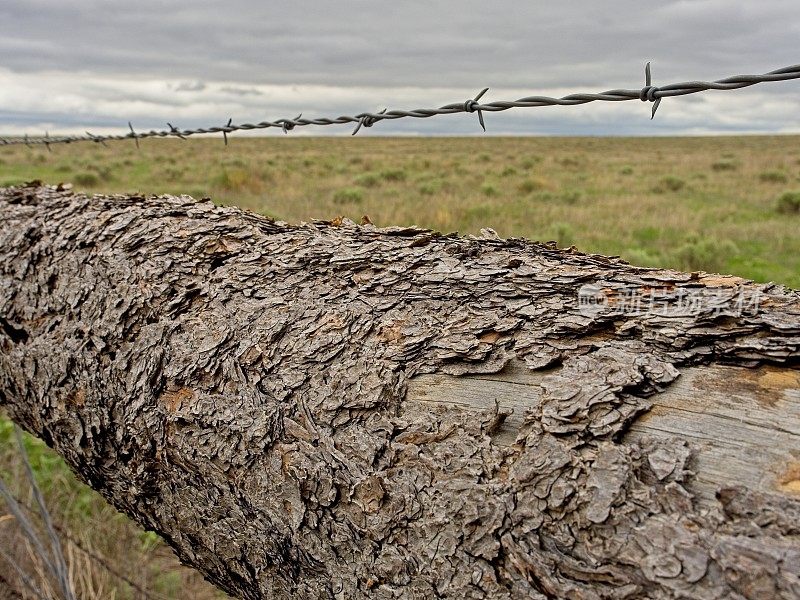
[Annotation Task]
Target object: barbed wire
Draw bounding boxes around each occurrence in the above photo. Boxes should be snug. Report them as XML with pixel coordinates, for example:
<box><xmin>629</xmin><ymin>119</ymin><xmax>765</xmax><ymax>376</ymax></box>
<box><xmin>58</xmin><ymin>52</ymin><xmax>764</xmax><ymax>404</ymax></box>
<box><xmin>0</xmin><ymin>424</ymin><xmax>167</xmax><ymax>600</ymax></box>
<box><xmin>1</xmin><ymin>488</ymin><xmax>168</xmax><ymax>600</ymax></box>
<box><xmin>1</xmin><ymin>61</ymin><xmax>799</xmax><ymax>148</ymax></box>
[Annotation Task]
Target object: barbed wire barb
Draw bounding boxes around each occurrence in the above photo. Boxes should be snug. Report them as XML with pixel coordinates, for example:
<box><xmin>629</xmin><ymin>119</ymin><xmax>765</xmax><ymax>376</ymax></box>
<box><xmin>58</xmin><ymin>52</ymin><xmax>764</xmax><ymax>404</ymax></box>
<box><xmin>223</xmin><ymin>117</ymin><xmax>233</xmax><ymax>146</ymax></box>
<box><xmin>641</xmin><ymin>62</ymin><xmax>662</xmax><ymax>119</ymax></box>
<box><xmin>128</xmin><ymin>121</ymin><xmax>140</xmax><ymax>149</ymax></box>
<box><xmin>352</xmin><ymin>108</ymin><xmax>387</xmax><ymax>135</ymax></box>
<box><xmin>85</xmin><ymin>132</ymin><xmax>107</xmax><ymax>147</ymax></box>
<box><xmin>464</xmin><ymin>88</ymin><xmax>489</xmax><ymax>131</ymax></box>
<box><xmin>282</xmin><ymin>113</ymin><xmax>302</xmax><ymax>134</ymax></box>
<box><xmin>167</xmin><ymin>123</ymin><xmax>186</xmax><ymax>140</ymax></box>
<box><xmin>1</xmin><ymin>61</ymin><xmax>798</xmax><ymax>146</ymax></box>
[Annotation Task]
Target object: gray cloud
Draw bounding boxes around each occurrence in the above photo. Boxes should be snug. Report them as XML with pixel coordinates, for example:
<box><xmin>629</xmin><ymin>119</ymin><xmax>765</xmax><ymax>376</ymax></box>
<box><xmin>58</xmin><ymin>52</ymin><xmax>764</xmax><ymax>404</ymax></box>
<box><xmin>219</xmin><ymin>86</ymin><xmax>263</xmax><ymax>97</ymax></box>
<box><xmin>173</xmin><ymin>81</ymin><xmax>207</xmax><ymax>92</ymax></box>
<box><xmin>0</xmin><ymin>0</ymin><xmax>798</xmax><ymax>136</ymax></box>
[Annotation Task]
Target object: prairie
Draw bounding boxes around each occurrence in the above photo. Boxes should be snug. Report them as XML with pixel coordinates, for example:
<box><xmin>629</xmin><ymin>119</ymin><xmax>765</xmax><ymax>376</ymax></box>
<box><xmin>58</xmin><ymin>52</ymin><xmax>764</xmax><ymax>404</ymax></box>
<box><xmin>1</xmin><ymin>135</ymin><xmax>799</xmax><ymax>286</ymax></box>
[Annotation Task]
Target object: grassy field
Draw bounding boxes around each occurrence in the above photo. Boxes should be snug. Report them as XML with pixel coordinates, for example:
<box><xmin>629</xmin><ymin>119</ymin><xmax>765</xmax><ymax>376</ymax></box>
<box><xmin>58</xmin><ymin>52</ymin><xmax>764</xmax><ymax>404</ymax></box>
<box><xmin>0</xmin><ymin>134</ymin><xmax>799</xmax><ymax>598</ymax></box>
<box><xmin>1</xmin><ymin>135</ymin><xmax>799</xmax><ymax>287</ymax></box>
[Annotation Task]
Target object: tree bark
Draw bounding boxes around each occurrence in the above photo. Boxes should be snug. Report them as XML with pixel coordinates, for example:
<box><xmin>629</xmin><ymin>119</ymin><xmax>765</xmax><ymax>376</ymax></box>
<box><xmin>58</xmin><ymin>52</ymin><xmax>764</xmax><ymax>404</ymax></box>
<box><xmin>1</xmin><ymin>183</ymin><xmax>798</xmax><ymax>600</ymax></box>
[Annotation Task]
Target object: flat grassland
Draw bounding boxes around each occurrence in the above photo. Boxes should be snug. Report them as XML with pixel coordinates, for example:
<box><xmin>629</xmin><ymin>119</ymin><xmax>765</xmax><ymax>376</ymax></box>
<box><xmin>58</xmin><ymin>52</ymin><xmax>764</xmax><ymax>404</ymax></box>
<box><xmin>0</xmin><ymin>135</ymin><xmax>798</xmax><ymax>598</ymax></box>
<box><xmin>1</xmin><ymin>135</ymin><xmax>799</xmax><ymax>287</ymax></box>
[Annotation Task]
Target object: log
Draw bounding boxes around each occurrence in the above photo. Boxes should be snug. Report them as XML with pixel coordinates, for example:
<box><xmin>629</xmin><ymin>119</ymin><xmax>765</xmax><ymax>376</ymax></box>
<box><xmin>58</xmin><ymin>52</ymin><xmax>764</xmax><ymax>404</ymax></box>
<box><xmin>0</xmin><ymin>183</ymin><xmax>798</xmax><ymax>600</ymax></box>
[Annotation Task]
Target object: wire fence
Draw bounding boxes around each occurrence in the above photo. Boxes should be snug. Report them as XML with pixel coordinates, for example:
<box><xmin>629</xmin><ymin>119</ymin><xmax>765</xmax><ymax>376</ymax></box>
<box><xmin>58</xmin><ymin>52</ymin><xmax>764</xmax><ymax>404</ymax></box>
<box><xmin>0</xmin><ymin>425</ymin><xmax>166</xmax><ymax>600</ymax></box>
<box><xmin>4</xmin><ymin>492</ymin><xmax>168</xmax><ymax>600</ymax></box>
<box><xmin>1</xmin><ymin>62</ymin><xmax>799</xmax><ymax>148</ymax></box>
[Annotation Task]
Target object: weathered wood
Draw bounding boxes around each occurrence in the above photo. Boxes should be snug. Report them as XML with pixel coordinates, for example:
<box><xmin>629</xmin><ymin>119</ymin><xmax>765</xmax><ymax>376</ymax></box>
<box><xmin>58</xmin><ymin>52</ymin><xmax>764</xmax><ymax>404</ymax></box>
<box><xmin>407</xmin><ymin>362</ymin><xmax>800</xmax><ymax>501</ymax></box>
<box><xmin>1</xmin><ymin>183</ymin><xmax>799</xmax><ymax>600</ymax></box>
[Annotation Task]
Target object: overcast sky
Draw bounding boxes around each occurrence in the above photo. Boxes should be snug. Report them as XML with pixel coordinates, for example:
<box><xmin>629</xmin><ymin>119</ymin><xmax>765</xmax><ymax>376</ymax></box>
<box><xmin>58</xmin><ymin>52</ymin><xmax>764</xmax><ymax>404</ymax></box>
<box><xmin>1</xmin><ymin>0</ymin><xmax>799</xmax><ymax>137</ymax></box>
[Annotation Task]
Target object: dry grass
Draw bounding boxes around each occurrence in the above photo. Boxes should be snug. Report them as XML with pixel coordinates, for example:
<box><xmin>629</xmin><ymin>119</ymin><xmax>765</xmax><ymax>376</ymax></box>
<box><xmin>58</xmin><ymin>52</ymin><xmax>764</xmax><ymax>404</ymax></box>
<box><xmin>0</xmin><ymin>419</ymin><xmax>228</xmax><ymax>599</ymax></box>
<box><xmin>1</xmin><ymin>135</ymin><xmax>798</xmax><ymax>287</ymax></box>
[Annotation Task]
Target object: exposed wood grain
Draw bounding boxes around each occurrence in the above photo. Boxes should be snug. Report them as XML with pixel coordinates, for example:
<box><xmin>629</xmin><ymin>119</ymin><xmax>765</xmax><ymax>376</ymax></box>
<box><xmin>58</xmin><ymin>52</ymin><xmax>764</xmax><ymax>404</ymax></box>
<box><xmin>1</xmin><ymin>183</ymin><xmax>799</xmax><ymax>600</ymax></box>
<box><xmin>407</xmin><ymin>362</ymin><xmax>800</xmax><ymax>501</ymax></box>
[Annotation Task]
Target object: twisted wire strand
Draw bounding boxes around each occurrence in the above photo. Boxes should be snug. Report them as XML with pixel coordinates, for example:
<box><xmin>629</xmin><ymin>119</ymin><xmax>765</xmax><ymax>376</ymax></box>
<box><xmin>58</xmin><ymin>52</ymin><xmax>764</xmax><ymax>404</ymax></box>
<box><xmin>3</xmin><ymin>491</ymin><xmax>168</xmax><ymax>600</ymax></box>
<box><xmin>1</xmin><ymin>62</ymin><xmax>798</xmax><ymax>147</ymax></box>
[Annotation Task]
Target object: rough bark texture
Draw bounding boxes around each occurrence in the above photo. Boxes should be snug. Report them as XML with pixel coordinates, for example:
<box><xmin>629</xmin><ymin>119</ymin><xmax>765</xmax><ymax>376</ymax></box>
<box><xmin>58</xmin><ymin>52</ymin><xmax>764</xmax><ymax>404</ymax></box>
<box><xmin>0</xmin><ymin>183</ymin><xmax>799</xmax><ymax>600</ymax></box>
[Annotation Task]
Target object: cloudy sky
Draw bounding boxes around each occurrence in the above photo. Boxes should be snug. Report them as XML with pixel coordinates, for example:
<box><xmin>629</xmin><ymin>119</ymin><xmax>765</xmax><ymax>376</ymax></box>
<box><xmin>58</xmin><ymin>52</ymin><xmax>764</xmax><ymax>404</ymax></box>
<box><xmin>1</xmin><ymin>0</ymin><xmax>799</xmax><ymax>137</ymax></box>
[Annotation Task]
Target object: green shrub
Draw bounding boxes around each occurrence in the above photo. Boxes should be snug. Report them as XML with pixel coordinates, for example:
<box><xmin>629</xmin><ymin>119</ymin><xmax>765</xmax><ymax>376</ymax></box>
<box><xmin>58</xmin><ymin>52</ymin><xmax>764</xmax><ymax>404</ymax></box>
<box><xmin>153</xmin><ymin>570</ymin><xmax>184</xmax><ymax>596</ymax></box>
<box><xmin>671</xmin><ymin>238</ymin><xmax>738</xmax><ymax>272</ymax></box>
<box><xmin>759</xmin><ymin>171</ymin><xmax>788</xmax><ymax>184</ymax></box>
<box><xmin>465</xmin><ymin>204</ymin><xmax>493</xmax><ymax>222</ymax></box>
<box><xmin>622</xmin><ymin>248</ymin><xmax>663</xmax><ymax>268</ymax></box>
<box><xmin>138</xmin><ymin>530</ymin><xmax>162</xmax><ymax>552</ymax></box>
<box><xmin>212</xmin><ymin>168</ymin><xmax>258</xmax><ymax>191</ymax></box>
<box><xmin>711</xmin><ymin>160</ymin><xmax>738</xmax><ymax>172</ymax></box>
<box><xmin>620</xmin><ymin>166</ymin><xmax>634</xmax><ymax>175</ymax></box>
<box><xmin>332</xmin><ymin>187</ymin><xmax>364</xmax><ymax>205</ymax></box>
<box><xmin>653</xmin><ymin>176</ymin><xmax>685</xmax><ymax>193</ymax></box>
<box><xmin>548</xmin><ymin>222</ymin><xmax>575</xmax><ymax>247</ymax></box>
<box><xmin>379</xmin><ymin>169</ymin><xmax>406</xmax><ymax>182</ymax></box>
<box><xmin>517</xmin><ymin>178</ymin><xmax>547</xmax><ymax>194</ymax></box>
<box><xmin>222</xmin><ymin>157</ymin><xmax>247</xmax><ymax>168</ymax></box>
<box><xmin>419</xmin><ymin>180</ymin><xmax>444</xmax><ymax>195</ymax></box>
<box><xmin>499</xmin><ymin>166</ymin><xmax>517</xmax><ymax>177</ymax></box>
<box><xmin>519</xmin><ymin>157</ymin><xmax>541</xmax><ymax>169</ymax></box>
<box><xmin>355</xmin><ymin>173</ymin><xmax>380</xmax><ymax>188</ymax></box>
<box><xmin>559</xmin><ymin>156</ymin><xmax>583</xmax><ymax>168</ymax></box>
<box><xmin>79</xmin><ymin>163</ymin><xmax>113</xmax><ymax>182</ymax></box>
<box><xmin>632</xmin><ymin>226</ymin><xmax>659</xmax><ymax>243</ymax></box>
<box><xmin>160</xmin><ymin>167</ymin><xmax>185</xmax><ymax>182</ymax></box>
<box><xmin>74</xmin><ymin>172</ymin><xmax>100</xmax><ymax>186</ymax></box>
<box><xmin>560</xmin><ymin>190</ymin><xmax>582</xmax><ymax>204</ymax></box>
<box><xmin>533</xmin><ymin>191</ymin><xmax>555</xmax><ymax>202</ymax></box>
<box><xmin>480</xmin><ymin>183</ymin><xmax>498</xmax><ymax>197</ymax></box>
<box><xmin>775</xmin><ymin>191</ymin><xmax>800</xmax><ymax>214</ymax></box>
